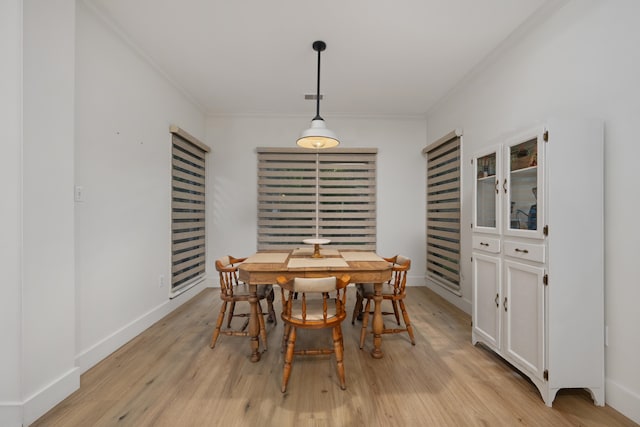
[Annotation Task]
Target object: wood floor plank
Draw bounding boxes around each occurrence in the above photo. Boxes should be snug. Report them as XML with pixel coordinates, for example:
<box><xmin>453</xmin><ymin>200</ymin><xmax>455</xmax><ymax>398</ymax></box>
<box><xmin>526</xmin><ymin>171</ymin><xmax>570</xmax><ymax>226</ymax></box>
<box><xmin>32</xmin><ymin>287</ymin><xmax>637</xmax><ymax>427</ymax></box>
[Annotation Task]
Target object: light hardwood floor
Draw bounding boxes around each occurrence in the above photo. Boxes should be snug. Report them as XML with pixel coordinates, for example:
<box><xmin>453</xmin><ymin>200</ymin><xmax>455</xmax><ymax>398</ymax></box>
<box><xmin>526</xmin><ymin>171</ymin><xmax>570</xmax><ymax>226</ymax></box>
<box><xmin>33</xmin><ymin>287</ymin><xmax>636</xmax><ymax>427</ymax></box>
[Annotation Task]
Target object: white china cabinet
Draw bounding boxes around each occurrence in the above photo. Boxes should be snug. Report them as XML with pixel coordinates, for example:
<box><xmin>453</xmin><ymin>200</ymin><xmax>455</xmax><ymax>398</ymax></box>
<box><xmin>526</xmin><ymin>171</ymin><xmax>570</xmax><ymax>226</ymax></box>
<box><xmin>471</xmin><ymin>119</ymin><xmax>604</xmax><ymax>407</ymax></box>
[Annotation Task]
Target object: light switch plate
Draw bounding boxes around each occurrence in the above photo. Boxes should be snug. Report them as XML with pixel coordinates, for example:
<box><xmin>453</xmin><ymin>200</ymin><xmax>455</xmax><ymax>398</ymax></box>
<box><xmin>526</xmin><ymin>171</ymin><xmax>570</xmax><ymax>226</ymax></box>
<box><xmin>74</xmin><ymin>185</ymin><xmax>84</xmax><ymax>202</ymax></box>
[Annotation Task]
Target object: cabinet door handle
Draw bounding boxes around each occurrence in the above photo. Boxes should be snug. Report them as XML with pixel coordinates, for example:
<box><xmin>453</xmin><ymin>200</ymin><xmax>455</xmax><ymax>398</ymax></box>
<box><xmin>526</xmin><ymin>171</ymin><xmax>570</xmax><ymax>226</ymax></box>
<box><xmin>503</xmin><ymin>178</ymin><xmax>507</xmax><ymax>194</ymax></box>
<box><xmin>480</xmin><ymin>242</ymin><xmax>489</xmax><ymax>246</ymax></box>
<box><xmin>495</xmin><ymin>179</ymin><xmax>499</xmax><ymax>194</ymax></box>
<box><xmin>504</xmin><ymin>297</ymin><xmax>508</xmax><ymax>312</ymax></box>
<box><xmin>515</xmin><ymin>248</ymin><xmax>529</xmax><ymax>254</ymax></box>
<box><xmin>495</xmin><ymin>293</ymin><xmax>499</xmax><ymax>308</ymax></box>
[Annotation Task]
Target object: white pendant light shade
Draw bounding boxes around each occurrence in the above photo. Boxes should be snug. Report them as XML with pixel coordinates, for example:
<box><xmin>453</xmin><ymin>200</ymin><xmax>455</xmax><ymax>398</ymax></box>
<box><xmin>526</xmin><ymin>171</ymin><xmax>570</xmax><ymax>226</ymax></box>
<box><xmin>297</xmin><ymin>119</ymin><xmax>339</xmax><ymax>149</ymax></box>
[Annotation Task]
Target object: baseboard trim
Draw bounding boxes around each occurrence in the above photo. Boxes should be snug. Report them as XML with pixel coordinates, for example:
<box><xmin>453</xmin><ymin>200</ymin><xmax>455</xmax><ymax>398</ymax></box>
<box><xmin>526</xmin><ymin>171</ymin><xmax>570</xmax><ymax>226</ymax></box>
<box><xmin>76</xmin><ymin>279</ymin><xmax>210</xmax><ymax>374</ymax></box>
<box><xmin>425</xmin><ymin>279</ymin><xmax>472</xmax><ymax>314</ymax></box>
<box><xmin>1</xmin><ymin>370</ymin><xmax>81</xmax><ymax>427</ymax></box>
<box><xmin>606</xmin><ymin>378</ymin><xmax>640</xmax><ymax>424</ymax></box>
<box><xmin>22</xmin><ymin>367</ymin><xmax>80</xmax><ymax>426</ymax></box>
<box><xmin>0</xmin><ymin>402</ymin><xmax>22</xmax><ymax>427</ymax></box>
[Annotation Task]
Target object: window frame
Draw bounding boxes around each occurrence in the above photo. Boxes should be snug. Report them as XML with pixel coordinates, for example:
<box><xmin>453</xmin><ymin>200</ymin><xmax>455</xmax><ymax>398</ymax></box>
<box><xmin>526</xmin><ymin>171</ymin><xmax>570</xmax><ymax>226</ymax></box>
<box><xmin>423</xmin><ymin>130</ymin><xmax>462</xmax><ymax>294</ymax></box>
<box><xmin>170</xmin><ymin>125</ymin><xmax>210</xmax><ymax>294</ymax></box>
<box><xmin>256</xmin><ymin>147</ymin><xmax>377</xmax><ymax>251</ymax></box>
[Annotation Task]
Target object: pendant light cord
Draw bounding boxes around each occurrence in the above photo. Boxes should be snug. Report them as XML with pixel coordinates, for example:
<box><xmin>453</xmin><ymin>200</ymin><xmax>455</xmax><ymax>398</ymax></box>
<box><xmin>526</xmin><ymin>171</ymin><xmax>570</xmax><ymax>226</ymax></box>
<box><xmin>314</xmin><ymin>47</ymin><xmax>321</xmax><ymax>120</ymax></box>
<box><xmin>315</xmin><ymin>151</ymin><xmax>320</xmax><ymax>239</ymax></box>
<box><xmin>312</xmin><ymin>41</ymin><xmax>325</xmax><ymax>121</ymax></box>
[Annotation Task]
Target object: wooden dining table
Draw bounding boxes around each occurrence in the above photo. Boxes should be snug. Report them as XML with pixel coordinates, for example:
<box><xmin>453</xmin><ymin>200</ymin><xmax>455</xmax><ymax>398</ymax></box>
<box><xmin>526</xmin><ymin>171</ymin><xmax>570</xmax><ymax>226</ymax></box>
<box><xmin>238</xmin><ymin>248</ymin><xmax>393</xmax><ymax>362</ymax></box>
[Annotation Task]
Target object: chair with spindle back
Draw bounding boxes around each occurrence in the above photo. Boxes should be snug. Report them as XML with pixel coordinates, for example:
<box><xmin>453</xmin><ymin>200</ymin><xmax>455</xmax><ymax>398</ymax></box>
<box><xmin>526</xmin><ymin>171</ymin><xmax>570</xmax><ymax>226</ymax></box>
<box><xmin>276</xmin><ymin>275</ymin><xmax>351</xmax><ymax>393</ymax></box>
<box><xmin>210</xmin><ymin>255</ymin><xmax>276</xmax><ymax>351</ymax></box>
<box><xmin>351</xmin><ymin>255</ymin><xmax>416</xmax><ymax>348</ymax></box>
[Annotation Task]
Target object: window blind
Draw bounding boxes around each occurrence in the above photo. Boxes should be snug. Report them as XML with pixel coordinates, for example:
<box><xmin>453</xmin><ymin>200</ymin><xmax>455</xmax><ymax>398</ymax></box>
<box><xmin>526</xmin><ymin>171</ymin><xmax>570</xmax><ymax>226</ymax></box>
<box><xmin>170</xmin><ymin>126</ymin><xmax>210</xmax><ymax>292</ymax></box>
<box><xmin>423</xmin><ymin>131</ymin><xmax>462</xmax><ymax>292</ymax></box>
<box><xmin>257</xmin><ymin>147</ymin><xmax>377</xmax><ymax>251</ymax></box>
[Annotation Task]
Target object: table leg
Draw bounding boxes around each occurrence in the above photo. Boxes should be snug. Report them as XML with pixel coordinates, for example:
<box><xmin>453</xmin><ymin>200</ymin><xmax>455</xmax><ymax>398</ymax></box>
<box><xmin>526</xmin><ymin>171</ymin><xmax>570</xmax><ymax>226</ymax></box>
<box><xmin>248</xmin><ymin>285</ymin><xmax>261</xmax><ymax>362</ymax></box>
<box><xmin>370</xmin><ymin>282</ymin><xmax>384</xmax><ymax>359</ymax></box>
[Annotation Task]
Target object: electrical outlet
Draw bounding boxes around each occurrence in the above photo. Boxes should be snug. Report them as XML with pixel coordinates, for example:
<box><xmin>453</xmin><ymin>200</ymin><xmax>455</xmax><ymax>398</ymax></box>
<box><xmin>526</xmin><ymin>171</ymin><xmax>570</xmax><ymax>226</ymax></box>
<box><xmin>159</xmin><ymin>275</ymin><xmax>165</xmax><ymax>287</ymax></box>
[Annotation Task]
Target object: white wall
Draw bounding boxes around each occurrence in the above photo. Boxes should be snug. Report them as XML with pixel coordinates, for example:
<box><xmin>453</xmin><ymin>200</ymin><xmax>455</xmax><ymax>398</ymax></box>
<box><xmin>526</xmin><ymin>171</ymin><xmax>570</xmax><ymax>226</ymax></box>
<box><xmin>426</xmin><ymin>0</ymin><xmax>640</xmax><ymax>422</ymax></box>
<box><xmin>0</xmin><ymin>2</ymin><xmax>207</xmax><ymax>424</ymax></box>
<box><xmin>21</xmin><ymin>1</ymin><xmax>79</xmax><ymax>425</ymax></box>
<box><xmin>0</xmin><ymin>0</ymin><xmax>23</xmax><ymax>425</ymax></box>
<box><xmin>206</xmin><ymin>115</ymin><xmax>427</xmax><ymax>281</ymax></box>
<box><xmin>74</xmin><ymin>0</ymin><xmax>207</xmax><ymax>375</ymax></box>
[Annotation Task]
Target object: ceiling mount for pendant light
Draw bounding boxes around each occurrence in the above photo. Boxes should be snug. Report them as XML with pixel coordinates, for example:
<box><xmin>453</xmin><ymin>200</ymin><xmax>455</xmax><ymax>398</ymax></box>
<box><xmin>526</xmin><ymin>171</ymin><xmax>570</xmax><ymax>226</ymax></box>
<box><xmin>297</xmin><ymin>40</ymin><xmax>340</xmax><ymax>149</ymax></box>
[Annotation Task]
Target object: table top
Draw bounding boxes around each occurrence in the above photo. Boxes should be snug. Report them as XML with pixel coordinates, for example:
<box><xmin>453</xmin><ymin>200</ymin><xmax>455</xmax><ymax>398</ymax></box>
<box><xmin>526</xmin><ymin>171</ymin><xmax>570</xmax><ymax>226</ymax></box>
<box><xmin>238</xmin><ymin>250</ymin><xmax>392</xmax><ymax>285</ymax></box>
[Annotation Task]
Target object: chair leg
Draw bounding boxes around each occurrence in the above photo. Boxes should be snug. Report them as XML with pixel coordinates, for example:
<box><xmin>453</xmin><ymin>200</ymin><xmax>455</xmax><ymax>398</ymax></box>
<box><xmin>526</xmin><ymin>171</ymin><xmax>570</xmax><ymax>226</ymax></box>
<box><xmin>226</xmin><ymin>301</ymin><xmax>236</xmax><ymax>328</ymax></box>
<box><xmin>281</xmin><ymin>326</ymin><xmax>296</xmax><ymax>393</ymax></box>
<box><xmin>399</xmin><ymin>300</ymin><xmax>416</xmax><ymax>345</ymax></box>
<box><xmin>391</xmin><ymin>300</ymin><xmax>401</xmax><ymax>325</ymax></box>
<box><xmin>281</xmin><ymin>323</ymin><xmax>291</xmax><ymax>353</ymax></box>
<box><xmin>267</xmin><ymin>289</ymin><xmax>277</xmax><ymax>325</ymax></box>
<box><xmin>359</xmin><ymin>298</ymin><xmax>371</xmax><ymax>349</ymax></box>
<box><xmin>257</xmin><ymin>301</ymin><xmax>268</xmax><ymax>351</ymax></box>
<box><xmin>333</xmin><ymin>325</ymin><xmax>346</xmax><ymax>390</ymax></box>
<box><xmin>210</xmin><ymin>301</ymin><xmax>227</xmax><ymax>349</ymax></box>
<box><xmin>351</xmin><ymin>293</ymin><xmax>363</xmax><ymax>325</ymax></box>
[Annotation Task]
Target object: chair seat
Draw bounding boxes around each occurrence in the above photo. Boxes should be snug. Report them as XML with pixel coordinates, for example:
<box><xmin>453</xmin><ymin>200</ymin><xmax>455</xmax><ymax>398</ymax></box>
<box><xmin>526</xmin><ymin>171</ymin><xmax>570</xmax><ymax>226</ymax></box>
<box><xmin>356</xmin><ymin>283</ymin><xmax>399</xmax><ymax>298</ymax></box>
<box><xmin>223</xmin><ymin>283</ymin><xmax>272</xmax><ymax>299</ymax></box>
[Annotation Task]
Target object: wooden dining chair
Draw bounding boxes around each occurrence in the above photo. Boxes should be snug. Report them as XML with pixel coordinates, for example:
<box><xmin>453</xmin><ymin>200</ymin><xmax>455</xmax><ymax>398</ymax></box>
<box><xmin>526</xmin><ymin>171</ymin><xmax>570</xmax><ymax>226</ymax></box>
<box><xmin>351</xmin><ymin>255</ymin><xmax>416</xmax><ymax>348</ymax></box>
<box><xmin>276</xmin><ymin>274</ymin><xmax>351</xmax><ymax>393</ymax></box>
<box><xmin>210</xmin><ymin>255</ymin><xmax>276</xmax><ymax>351</ymax></box>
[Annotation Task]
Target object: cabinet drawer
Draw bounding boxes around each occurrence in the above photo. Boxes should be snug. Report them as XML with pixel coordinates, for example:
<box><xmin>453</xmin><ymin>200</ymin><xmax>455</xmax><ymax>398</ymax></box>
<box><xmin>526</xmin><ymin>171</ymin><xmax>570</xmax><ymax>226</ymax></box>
<box><xmin>472</xmin><ymin>236</ymin><xmax>501</xmax><ymax>254</ymax></box>
<box><xmin>504</xmin><ymin>241</ymin><xmax>545</xmax><ymax>263</ymax></box>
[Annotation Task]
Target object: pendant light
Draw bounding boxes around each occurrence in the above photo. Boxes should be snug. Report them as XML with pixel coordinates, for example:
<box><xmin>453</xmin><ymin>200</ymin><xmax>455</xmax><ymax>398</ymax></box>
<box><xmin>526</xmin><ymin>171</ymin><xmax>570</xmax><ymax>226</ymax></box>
<box><xmin>299</xmin><ymin>40</ymin><xmax>337</xmax><ymax>257</ymax></box>
<box><xmin>297</xmin><ymin>40</ymin><xmax>340</xmax><ymax>149</ymax></box>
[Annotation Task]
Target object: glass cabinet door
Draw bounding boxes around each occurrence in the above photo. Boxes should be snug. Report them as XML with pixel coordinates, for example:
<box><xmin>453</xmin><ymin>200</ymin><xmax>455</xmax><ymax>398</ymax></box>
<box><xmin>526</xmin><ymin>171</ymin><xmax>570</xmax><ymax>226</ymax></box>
<box><xmin>504</xmin><ymin>129</ymin><xmax>544</xmax><ymax>238</ymax></box>
<box><xmin>473</xmin><ymin>147</ymin><xmax>500</xmax><ymax>233</ymax></box>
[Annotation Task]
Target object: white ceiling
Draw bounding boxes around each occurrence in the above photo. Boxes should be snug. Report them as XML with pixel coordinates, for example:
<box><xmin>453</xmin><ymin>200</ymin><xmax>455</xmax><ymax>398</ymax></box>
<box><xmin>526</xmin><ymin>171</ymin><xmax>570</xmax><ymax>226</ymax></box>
<box><xmin>84</xmin><ymin>0</ymin><xmax>556</xmax><ymax>117</ymax></box>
